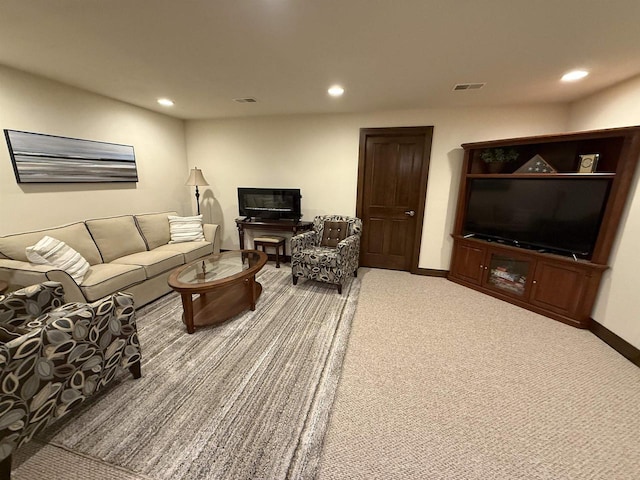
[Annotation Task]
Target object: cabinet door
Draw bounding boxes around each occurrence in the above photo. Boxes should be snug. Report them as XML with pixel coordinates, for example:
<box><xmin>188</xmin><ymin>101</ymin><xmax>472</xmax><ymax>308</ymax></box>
<box><xmin>451</xmin><ymin>240</ymin><xmax>486</xmax><ymax>285</ymax></box>
<box><xmin>482</xmin><ymin>250</ymin><xmax>533</xmax><ymax>298</ymax></box>
<box><xmin>529</xmin><ymin>260</ymin><xmax>589</xmax><ymax>317</ymax></box>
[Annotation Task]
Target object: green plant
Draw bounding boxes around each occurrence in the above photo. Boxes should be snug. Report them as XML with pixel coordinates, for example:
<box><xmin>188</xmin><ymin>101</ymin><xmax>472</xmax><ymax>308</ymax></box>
<box><xmin>480</xmin><ymin>148</ymin><xmax>519</xmax><ymax>163</ymax></box>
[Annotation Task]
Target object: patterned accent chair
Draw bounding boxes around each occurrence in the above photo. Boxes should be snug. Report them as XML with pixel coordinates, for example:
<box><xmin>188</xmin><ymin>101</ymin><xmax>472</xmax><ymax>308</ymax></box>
<box><xmin>291</xmin><ymin>215</ymin><xmax>362</xmax><ymax>294</ymax></box>
<box><xmin>0</xmin><ymin>282</ymin><xmax>141</xmax><ymax>479</ymax></box>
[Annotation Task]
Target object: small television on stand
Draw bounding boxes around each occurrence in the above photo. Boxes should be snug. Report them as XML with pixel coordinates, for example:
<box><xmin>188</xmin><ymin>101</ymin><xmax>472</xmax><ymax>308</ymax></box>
<box><xmin>238</xmin><ymin>187</ymin><xmax>302</xmax><ymax>221</ymax></box>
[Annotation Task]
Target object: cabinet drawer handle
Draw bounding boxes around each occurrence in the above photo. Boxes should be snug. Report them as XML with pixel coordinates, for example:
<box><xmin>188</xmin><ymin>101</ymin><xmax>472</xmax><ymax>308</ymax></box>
<box><xmin>532</xmin><ymin>280</ymin><xmax>537</xmax><ymax>284</ymax></box>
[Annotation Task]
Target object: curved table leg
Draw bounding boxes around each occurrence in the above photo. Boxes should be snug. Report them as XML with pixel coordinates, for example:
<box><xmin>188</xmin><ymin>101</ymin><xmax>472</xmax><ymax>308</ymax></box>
<box><xmin>180</xmin><ymin>293</ymin><xmax>195</xmax><ymax>334</ymax></box>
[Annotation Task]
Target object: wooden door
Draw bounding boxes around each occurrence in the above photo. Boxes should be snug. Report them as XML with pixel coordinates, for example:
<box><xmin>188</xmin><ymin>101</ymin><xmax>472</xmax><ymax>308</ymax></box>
<box><xmin>357</xmin><ymin>127</ymin><xmax>433</xmax><ymax>271</ymax></box>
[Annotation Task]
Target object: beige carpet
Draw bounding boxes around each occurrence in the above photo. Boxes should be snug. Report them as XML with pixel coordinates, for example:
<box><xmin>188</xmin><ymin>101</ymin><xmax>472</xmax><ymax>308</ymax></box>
<box><xmin>318</xmin><ymin>268</ymin><xmax>640</xmax><ymax>480</ymax></box>
<box><xmin>13</xmin><ymin>267</ymin><xmax>640</xmax><ymax>479</ymax></box>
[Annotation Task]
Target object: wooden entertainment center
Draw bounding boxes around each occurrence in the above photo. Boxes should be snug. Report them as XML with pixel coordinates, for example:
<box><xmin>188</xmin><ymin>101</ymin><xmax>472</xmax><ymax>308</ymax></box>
<box><xmin>448</xmin><ymin>126</ymin><xmax>640</xmax><ymax>328</ymax></box>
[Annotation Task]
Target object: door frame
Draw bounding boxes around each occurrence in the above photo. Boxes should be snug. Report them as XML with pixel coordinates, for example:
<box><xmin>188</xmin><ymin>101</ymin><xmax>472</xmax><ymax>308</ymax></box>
<box><xmin>356</xmin><ymin>126</ymin><xmax>433</xmax><ymax>274</ymax></box>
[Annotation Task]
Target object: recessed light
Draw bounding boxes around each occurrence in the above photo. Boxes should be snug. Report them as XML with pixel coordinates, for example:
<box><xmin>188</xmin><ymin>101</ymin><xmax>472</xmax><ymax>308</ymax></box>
<box><xmin>561</xmin><ymin>70</ymin><xmax>589</xmax><ymax>82</ymax></box>
<box><xmin>328</xmin><ymin>85</ymin><xmax>345</xmax><ymax>97</ymax></box>
<box><xmin>157</xmin><ymin>98</ymin><xmax>175</xmax><ymax>106</ymax></box>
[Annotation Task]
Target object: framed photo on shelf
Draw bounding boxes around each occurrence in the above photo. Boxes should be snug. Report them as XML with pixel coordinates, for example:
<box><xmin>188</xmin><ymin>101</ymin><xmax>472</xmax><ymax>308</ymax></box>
<box><xmin>577</xmin><ymin>153</ymin><xmax>599</xmax><ymax>173</ymax></box>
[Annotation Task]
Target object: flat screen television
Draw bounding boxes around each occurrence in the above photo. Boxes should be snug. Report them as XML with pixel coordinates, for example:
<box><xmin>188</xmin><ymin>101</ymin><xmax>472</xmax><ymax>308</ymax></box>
<box><xmin>462</xmin><ymin>178</ymin><xmax>611</xmax><ymax>259</ymax></box>
<box><xmin>238</xmin><ymin>187</ymin><xmax>302</xmax><ymax>221</ymax></box>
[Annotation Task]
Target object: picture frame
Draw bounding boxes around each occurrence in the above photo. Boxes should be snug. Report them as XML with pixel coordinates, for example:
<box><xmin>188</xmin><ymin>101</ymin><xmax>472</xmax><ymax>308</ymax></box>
<box><xmin>577</xmin><ymin>153</ymin><xmax>599</xmax><ymax>173</ymax></box>
<box><xmin>4</xmin><ymin>129</ymin><xmax>138</xmax><ymax>183</ymax></box>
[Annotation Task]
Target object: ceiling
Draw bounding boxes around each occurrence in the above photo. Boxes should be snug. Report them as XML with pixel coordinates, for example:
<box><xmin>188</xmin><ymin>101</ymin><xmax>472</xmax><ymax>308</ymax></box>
<box><xmin>1</xmin><ymin>0</ymin><xmax>640</xmax><ymax>120</ymax></box>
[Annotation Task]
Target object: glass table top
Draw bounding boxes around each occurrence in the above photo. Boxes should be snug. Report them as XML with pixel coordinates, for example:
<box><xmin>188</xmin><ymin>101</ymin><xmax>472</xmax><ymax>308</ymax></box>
<box><xmin>176</xmin><ymin>251</ymin><xmax>264</xmax><ymax>285</ymax></box>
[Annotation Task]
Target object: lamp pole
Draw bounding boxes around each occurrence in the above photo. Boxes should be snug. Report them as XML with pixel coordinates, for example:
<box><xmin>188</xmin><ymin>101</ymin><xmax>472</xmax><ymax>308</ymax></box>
<box><xmin>185</xmin><ymin>167</ymin><xmax>209</xmax><ymax>216</ymax></box>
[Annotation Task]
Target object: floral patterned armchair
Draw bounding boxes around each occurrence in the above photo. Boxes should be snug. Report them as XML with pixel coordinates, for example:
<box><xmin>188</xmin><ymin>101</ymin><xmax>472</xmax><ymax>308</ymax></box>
<box><xmin>291</xmin><ymin>215</ymin><xmax>362</xmax><ymax>294</ymax></box>
<box><xmin>0</xmin><ymin>282</ymin><xmax>141</xmax><ymax>479</ymax></box>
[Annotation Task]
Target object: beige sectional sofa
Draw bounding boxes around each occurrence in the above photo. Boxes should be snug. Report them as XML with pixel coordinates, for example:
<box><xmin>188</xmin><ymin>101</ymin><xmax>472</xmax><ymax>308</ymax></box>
<box><xmin>0</xmin><ymin>212</ymin><xmax>220</xmax><ymax>307</ymax></box>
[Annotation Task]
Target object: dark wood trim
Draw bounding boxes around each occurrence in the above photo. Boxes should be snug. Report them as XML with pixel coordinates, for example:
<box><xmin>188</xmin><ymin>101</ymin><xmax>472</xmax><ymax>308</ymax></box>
<box><xmin>356</xmin><ymin>126</ymin><xmax>434</xmax><ymax>274</ymax></box>
<box><xmin>414</xmin><ymin>268</ymin><xmax>448</xmax><ymax>277</ymax></box>
<box><xmin>460</xmin><ymin>125</ymin><xmax>640</xmax><ymax>149</ymax></box>
<box><xmin>590</xmin><ymin>320</ymin><xmax>640</xmax><ymax>368</ymax></box>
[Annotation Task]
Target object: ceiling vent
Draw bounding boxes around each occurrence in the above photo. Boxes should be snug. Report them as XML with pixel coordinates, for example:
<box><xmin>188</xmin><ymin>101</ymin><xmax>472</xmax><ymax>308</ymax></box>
<box><xmin>234</xmin><ymin>97</ymin><xmax>257</xmax><ymax>103</ymax></box>
<box><xmin>453</xmin><ymin>83</ymin><xmax>486</xmax><ymax>91</ymax></box>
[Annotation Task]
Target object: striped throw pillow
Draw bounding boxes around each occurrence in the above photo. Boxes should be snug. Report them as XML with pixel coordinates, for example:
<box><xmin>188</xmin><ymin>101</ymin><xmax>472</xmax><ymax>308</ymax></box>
<box><xmin>168</xmin><ymin>215</ymin><xmax>205</xmax><ymax>243</ymax></box>
<box><xmin>25</xmin><ymin>236</ymin><xmax>90</xmax><ymax>284</ymax></box>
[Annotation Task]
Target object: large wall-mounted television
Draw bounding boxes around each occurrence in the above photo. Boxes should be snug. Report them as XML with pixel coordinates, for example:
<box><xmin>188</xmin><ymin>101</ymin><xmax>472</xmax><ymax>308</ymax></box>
<box><xmin>238</xmin><ymin>187</ymin><xmax>302</xmax><ymax>221</ymax></box>
<box><xmin>463</xmin><ymin>178</ymin><xmax>611</xmax><ymax>259</ymax></box>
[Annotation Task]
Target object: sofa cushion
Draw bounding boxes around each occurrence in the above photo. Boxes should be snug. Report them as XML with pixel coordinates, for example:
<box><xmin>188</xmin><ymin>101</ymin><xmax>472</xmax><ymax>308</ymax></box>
<box><xmin>26</xmin><ymin>236</ymin><xmax>90</xmax><ymax>284</ymax></box>
<box><xmin>113</xmin><ymin>250</ymin><xmax>184</xmax><ymax>278</ymax></box>
<box><xmin>79</xmin><ymin>263</ymin><xmax>146</xmax><ymax>302</ymax></box>
<box><xmin>0</xmin><ymin>222</ymin><xmax>102</xmax><ymax>265</ymax></box>
<box><xmin>85</xmin><ymin>216</ymin><xmax>147</xmax><ymax>263</ymax></box>
<box><xmin>135</xmin><ymin>211</ymin><xmax>177</xmax><ymax>250</ymax></box>
<box><xmin>168</xmin><ymin>215</ymin><xmax>205</xmax><ymax>243</ymax></box>
<box><xmin>155</xmin><ymin>241</ymin><xmax>213</xmax><ymax>264</ymax></box>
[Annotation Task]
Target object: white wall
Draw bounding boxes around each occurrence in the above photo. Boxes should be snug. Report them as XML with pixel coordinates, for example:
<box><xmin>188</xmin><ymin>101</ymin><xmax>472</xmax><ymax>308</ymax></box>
<box><xmin>568</xmin><ymin>75</ymin><xmax>640</xmax><ymax>348</ymax></box>
<box><xmin>0</xmin><ymin>65</ymin><xmax>190</xmax><ymax>235</ymax></box>
<box><xmin>185</xmin><ymin>105</ymin><xmax>568</xmax><ymax>268</ymax></box>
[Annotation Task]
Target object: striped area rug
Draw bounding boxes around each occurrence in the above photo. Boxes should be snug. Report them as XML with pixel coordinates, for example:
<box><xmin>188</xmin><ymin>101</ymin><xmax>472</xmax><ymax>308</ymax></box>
<box><xmin>28</xmin><ymin>266</ymin><xmax>361</xmax><ymax>480</ymax></box>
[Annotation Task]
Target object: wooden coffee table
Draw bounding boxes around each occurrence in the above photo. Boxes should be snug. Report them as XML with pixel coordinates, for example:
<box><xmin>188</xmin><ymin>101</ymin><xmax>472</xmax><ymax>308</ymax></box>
<box><xmin>168</xmin><ymin>250</ymin><xmax>267</xmax><ymax>334</ymax></box>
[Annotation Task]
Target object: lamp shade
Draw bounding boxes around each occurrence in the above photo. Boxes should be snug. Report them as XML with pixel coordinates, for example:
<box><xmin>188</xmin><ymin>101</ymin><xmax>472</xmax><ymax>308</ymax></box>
<box><xmin>185</xmin><ymin>167</ymin><xmax>209</xmax><ymax>186</ymax></box>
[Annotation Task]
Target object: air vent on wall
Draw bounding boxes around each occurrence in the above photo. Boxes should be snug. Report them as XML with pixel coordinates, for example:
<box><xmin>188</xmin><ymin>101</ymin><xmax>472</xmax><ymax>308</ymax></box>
<box><xmin>453</xmin><ymin>83</ymin><xmax>486</xmax><ymax>91</ymax></box>
<box><xmin>234</xmin><ymin>97</ymin><xmax>258</xmax><ymax>103</ymax></box>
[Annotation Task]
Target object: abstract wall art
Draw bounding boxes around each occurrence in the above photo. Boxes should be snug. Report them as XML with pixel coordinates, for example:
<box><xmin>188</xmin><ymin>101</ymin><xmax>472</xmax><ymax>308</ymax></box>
<box><xmin>4</xmin><ymin>129</ymin><xmax>138</xmax><ymax>183</ymax></box>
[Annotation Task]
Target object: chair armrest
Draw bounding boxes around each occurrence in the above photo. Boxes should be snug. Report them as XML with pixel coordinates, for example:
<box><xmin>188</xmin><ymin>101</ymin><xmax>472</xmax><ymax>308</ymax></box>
<box><xmin>0</xmin><ymin>291</ymin><xmax>141</xmax><ymax>457</ymax></box>
<box><xmin>0</xmin><ymin>281</ymin><xmax>65</xmax><ymax>328</ymax></box>
<box><xmin>337</xmin><ymin>234</ymin><xmax>361</xmax><ymax>265</ymax></box>
<box><xmin>291</xmin><ymin>231</ymin><xmax>319</xmax><ymax>253</ymax></box>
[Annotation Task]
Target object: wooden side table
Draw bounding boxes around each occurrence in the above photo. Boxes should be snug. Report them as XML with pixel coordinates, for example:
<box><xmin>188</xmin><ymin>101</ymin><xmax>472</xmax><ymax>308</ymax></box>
<box><xmin>253</xmin><ymin>236</ymin><xmax>286</xmax><ymax>268</ymax></box>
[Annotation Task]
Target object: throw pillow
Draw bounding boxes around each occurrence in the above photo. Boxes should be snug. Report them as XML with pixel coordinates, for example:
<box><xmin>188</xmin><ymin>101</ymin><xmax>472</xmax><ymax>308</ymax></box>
<box><xmin>168</xmin><ymin>214</ymin><xmax>205</xmax><ymax>243</ymax></box>
<box><xmin>320</xmin><ymin>221</ymin><xmax>349</xmax><ymax>247</ymax></box>
<box><xmin>25</xmin><ymin>236</ymin><xmax>90</xmax><ymax>284</ymax></box>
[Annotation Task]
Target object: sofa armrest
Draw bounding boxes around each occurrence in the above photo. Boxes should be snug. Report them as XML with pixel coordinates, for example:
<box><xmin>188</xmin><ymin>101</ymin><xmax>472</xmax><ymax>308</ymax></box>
<box><xmin>44</xmin><ymin>270</ymin><xmax>88</xmax><ymax>304</ymax></box>
<box><xmin>0</xmin><ymin>259</ymin><xmax>88</xmax><ymax>306</ymax></box>
<box><xmin>204</xmin><ymin>223</ymin><xmax>221</xmax><ymax>253</ymax></box>
<box><xmin>0</xmin><ymin>259</ymin><xmax>52</xmax><ymax>290</ymax></box>
<box><xmin>291</xmin><ymin>231</ymin><xmax>319</xmax><ymax>253</ymax></box>
<box><xmin>0</xmin><ymin>281</ymin><xmax>65</xmax><ymax>328</ymax></box>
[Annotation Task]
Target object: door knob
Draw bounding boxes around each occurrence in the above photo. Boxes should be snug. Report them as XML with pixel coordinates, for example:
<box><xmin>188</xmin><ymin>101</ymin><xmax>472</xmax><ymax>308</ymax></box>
<box><xmin>404</xmin><ymin>210</ymin><xmax>415</xmax><ymax>217</ymax></box>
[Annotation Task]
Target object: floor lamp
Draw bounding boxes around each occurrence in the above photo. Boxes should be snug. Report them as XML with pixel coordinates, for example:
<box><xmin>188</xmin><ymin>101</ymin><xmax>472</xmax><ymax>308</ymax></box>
<box><xmin>185</xmin><ymin>167</ymin><xmax>209</xmax><ymax>215</ymax></box>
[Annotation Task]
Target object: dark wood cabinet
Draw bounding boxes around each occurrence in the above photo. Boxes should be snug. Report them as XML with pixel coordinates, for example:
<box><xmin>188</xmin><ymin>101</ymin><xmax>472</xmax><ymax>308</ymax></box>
<box><xmin>449</xmin><ymin>126</ymin><xmax>640</xmax><ymax>328</ymax></box>
<box><xmin>529</xmin><ymin>258</ymin><xmax>605</xmax><ymax>321</ymax></box>
<box><xmin>450</xmin><ymin>239</ymin><xmax>486</xmax><ymax>285</ymax></box>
